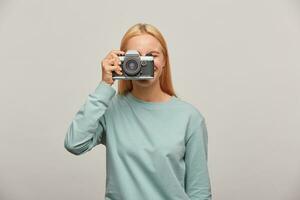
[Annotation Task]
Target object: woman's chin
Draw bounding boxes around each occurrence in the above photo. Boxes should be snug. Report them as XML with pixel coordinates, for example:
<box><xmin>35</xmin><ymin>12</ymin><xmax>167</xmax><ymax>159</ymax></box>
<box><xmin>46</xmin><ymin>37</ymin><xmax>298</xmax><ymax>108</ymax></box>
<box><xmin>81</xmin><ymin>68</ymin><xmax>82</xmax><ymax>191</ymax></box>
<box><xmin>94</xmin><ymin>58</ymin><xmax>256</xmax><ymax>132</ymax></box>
<box><xmin>135</xmin><ymin>79</ymin><xmax>153</xmax><ymax>86</ymax></box>
<box><xmin>133</xmin><ymin>72</ymin><xmax>158</xmax><ymax>87</ymax></box>
<box><xmin>134</xmin><ymin>77</ymin><xmax>156</xmax><ymax>87</ymax></box>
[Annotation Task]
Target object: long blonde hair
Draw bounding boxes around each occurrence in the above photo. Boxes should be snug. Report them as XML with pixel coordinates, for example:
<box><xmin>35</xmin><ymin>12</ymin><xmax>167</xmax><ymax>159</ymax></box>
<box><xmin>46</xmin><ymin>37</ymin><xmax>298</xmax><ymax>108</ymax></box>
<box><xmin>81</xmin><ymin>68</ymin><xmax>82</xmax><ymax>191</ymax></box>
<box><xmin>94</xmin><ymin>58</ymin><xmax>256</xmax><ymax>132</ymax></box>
<box><xmin>117</xmin><ymin>23</ymin><xmax>177</xmax><ymax>97</ymax></box>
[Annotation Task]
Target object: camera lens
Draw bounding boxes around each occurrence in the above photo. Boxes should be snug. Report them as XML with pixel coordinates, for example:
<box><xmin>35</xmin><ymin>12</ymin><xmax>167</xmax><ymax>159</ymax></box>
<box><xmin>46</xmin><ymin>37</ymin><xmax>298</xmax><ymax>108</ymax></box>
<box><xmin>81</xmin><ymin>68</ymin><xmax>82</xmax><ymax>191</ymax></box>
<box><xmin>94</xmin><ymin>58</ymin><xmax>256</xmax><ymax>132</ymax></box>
<box><xmin>123</xmin><ymin>56</ymin><xmax>141</xmax><ymax>76</ymax></box>
<box><xmin>126</xmin><ymin>60</ymin><xmax>138</xmax><ymax>71</ymax></box>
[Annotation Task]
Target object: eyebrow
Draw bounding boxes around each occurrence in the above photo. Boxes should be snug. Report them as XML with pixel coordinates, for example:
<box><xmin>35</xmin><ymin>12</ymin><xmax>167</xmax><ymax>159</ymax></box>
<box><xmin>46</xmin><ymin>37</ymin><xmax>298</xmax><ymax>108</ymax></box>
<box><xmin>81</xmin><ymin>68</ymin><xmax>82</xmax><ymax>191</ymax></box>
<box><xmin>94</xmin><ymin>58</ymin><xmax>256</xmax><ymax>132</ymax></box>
<box><xmin>137</xmin><ymin>50</ymin><xmax>160</xmax><ymax>55</ymax></box>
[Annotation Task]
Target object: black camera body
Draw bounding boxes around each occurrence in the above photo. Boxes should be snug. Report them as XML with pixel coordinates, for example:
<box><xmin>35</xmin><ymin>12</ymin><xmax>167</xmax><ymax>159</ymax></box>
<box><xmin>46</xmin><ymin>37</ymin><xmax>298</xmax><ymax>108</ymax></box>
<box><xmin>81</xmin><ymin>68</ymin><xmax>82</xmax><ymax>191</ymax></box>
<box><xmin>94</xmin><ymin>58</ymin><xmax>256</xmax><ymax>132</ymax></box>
<box><xmin>112</xmin><ymin>50</ymin><xmax>154</xmax><ymax>80</ymax></box>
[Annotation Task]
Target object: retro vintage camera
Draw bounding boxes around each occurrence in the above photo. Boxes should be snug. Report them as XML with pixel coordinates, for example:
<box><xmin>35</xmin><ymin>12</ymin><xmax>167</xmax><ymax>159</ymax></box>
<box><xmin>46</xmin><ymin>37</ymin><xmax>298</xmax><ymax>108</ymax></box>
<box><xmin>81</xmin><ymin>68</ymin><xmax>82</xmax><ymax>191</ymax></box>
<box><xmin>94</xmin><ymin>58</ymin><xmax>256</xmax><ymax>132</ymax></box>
<box><xmin>112</xmin><ymin>50</ymin><xmax>154</xmax><ymax>80</ymax></box>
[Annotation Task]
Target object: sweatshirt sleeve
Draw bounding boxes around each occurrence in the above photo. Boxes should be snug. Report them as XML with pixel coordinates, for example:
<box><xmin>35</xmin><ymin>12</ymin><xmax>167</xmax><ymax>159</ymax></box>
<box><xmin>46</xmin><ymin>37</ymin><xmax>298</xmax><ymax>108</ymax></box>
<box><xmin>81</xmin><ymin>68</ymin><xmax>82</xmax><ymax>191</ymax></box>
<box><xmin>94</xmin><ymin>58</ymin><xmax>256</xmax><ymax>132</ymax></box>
<box><xmin>184</xmin><ymin>110</ymin><xmax>212</xmax><ymax>200</ymax></box>
<box><xmin>64</xmin><ymin>81</ymin><xmax>116</xmax><ymax>155</ymax></box>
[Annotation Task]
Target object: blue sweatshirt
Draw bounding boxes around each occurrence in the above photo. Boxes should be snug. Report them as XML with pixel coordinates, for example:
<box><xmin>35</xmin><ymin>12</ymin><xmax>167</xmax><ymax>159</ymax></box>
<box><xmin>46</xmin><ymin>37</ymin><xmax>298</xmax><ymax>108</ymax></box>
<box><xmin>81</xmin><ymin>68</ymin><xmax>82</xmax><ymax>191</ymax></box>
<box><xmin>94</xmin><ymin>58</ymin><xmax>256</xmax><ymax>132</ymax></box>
<box><xmin>64</xmin><ymin>81</ymin><xmax>212</xmax><ymax>200</ymax></box>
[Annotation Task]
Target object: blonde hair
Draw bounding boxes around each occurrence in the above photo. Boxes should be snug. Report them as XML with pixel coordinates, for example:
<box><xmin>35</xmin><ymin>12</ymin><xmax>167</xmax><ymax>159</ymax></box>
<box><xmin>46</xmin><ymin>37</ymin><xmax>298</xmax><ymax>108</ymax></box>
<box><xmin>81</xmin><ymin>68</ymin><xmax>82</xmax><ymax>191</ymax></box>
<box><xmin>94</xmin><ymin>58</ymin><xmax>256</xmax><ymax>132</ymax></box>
<box><xmin>117</xmin><ymin>23</ymin><xmax>177</xmax><ymax>97</ymax></box>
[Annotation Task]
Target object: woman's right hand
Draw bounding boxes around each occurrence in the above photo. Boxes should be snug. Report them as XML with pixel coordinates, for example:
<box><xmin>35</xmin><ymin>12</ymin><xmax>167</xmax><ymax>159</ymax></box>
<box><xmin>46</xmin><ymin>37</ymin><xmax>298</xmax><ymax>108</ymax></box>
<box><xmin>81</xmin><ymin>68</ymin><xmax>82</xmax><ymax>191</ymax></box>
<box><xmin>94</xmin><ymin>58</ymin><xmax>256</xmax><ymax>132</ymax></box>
<box><xmin>101</xmin><ymin>50</ymin><xmax>125</xmax><ymax>85</ymax></box>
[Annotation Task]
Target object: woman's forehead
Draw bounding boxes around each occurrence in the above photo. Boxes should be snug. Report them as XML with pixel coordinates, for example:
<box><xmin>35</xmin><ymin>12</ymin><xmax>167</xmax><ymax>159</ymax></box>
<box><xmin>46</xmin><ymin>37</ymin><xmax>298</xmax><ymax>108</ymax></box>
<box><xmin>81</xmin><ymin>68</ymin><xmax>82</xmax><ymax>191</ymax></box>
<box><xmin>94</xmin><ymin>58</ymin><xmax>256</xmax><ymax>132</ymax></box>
<box><xmin>126</xmin><ymin>35</ymin><xmax>162</xmax><ymax>53</ymax></box>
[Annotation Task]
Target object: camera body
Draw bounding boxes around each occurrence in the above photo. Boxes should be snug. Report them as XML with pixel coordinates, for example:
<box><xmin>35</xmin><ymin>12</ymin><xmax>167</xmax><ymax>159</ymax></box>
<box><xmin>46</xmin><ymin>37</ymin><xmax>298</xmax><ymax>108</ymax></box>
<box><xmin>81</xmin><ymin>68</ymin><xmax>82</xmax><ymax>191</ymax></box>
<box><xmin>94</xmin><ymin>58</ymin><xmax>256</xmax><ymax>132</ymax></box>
<box><xmin>112</xmin><ymin>50</ymin><xmax>154</xmax><ymax>80</ymax></box>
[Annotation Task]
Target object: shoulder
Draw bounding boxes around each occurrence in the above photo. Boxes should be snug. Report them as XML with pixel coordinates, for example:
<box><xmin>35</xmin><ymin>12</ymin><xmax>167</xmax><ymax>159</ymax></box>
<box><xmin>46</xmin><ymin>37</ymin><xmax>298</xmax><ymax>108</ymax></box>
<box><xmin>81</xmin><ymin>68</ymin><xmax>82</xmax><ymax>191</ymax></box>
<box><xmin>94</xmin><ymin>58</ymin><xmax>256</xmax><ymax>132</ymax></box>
<box><xmin>174</xmin><ymin>97</ymin><xmax>207</xmax><ymax>141</ymax></box>
<box><xmin>173</xmin><ymin>96</ymin><xmax>206</xmax><ymax>122</ymax></box>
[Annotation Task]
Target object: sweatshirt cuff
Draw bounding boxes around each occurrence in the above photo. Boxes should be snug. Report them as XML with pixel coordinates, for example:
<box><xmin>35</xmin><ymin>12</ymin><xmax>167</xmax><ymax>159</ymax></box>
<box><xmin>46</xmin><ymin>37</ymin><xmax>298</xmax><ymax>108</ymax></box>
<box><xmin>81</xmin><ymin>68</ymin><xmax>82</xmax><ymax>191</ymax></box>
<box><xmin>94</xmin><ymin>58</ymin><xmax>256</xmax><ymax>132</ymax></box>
<box><xmin>92</xmin><ymin>81</ymin><xmax>116</xmax><ymax>103</ymax></box>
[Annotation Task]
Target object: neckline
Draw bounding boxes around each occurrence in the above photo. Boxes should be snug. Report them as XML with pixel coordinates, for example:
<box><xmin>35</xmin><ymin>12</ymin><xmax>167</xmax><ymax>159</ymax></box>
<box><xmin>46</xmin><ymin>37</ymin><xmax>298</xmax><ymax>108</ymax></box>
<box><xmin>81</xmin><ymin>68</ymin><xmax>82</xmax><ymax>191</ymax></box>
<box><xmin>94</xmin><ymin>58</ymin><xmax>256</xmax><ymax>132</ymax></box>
<box><xmin>125</xmin><ymin>92</ymin><xmax>177</xmax><ymax>108</ymax></box>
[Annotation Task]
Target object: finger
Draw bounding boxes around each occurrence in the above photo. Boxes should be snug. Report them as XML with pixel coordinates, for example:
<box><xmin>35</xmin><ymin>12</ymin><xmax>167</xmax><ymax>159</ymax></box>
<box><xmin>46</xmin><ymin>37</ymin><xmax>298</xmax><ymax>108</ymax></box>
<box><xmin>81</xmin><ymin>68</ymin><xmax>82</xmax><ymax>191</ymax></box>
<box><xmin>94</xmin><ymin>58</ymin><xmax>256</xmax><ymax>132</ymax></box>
<box><xmin>102</xmin><ymin>59</ymin><xmax>113</xmax><ymax>70</ymax></box>
<box><xmin>105</xmin><ymin>52</ymin><xmax>114</xmax><ymax>59</ymax></box>
<box><xmin>106</xmin><ymin>58</ymin><xmax>115</xmax><ymax>66</ymax></box>
<box><xmin>108</xmin><ymin>57</ymin><xmax>122</xmax><ymax>72</ymax></box>
<box><xmin>104</xmin><ymin>57</ymin><xmax>118</xmax><ymax>68</ymax></box>
<box><xmin>114</xmin><ymin>67</ymin><xmax>123</xmax><ymax>75</ymax></box>
<box><xmin>107</xmin><ymin>65</ymin><xmax>123</xmax><ymax>75</ymax></box>
<box><xmin>110</xmin><ymin>53</ymin><xmax>123</xmax><ymax>66</ymax></box>
<box><xmin>105</xmin><ymin>58</ymin><xmax>121</xmax><ymax>69</ymax></box>
<box><xmin>105</xmin><ymin>50</ymin><xmax>124</xmax><ymax>59</ymax></box>
<box><xmin>111</xmin><ymin>50</ymin><xmax>125</xmax><ymax>56</ymax></box>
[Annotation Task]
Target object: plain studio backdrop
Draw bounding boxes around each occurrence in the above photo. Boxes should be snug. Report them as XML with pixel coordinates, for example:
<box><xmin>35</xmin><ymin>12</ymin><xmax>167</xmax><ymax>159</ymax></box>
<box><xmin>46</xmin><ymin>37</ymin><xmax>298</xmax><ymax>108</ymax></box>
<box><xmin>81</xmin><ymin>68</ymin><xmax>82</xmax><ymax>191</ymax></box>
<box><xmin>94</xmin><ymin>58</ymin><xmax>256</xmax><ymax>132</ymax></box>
<box><xmin>0</xmin><ymin>0</ymin><xmax>299</xmax><ymax>200</ymax></box>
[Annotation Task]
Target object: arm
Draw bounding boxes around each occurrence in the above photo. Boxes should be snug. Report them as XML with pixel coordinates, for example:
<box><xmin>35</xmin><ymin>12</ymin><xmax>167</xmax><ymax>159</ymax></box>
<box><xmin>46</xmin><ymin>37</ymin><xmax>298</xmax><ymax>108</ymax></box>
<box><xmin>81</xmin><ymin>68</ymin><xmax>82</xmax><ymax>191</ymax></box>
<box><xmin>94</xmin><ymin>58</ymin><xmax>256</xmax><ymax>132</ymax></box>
<box><xmin>64</xmin><ymin>81</ymin><xmax>116</xmax><ymax>155</ymax></box>
<box><xmin>184</xmin><ymin>112</ymin><xmax>212</xmax><ymax>200</ymax></box>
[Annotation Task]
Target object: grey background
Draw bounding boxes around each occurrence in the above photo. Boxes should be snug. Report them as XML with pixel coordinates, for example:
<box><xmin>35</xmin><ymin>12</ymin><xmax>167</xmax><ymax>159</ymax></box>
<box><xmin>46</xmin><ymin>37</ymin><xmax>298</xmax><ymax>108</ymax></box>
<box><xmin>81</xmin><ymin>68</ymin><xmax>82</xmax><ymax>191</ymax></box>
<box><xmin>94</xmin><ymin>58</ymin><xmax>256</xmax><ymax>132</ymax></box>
<box><xmin>0</xmin><ymin>0</ymin><xmax>299</xmax><ymax>199</ymax></box>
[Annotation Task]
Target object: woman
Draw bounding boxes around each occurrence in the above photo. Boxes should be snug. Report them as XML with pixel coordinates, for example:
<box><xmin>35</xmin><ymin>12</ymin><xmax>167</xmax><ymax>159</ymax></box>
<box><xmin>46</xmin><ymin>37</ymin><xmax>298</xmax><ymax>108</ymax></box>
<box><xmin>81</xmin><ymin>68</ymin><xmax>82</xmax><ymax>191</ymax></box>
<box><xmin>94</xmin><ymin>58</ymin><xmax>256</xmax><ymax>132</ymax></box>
<box><xmin>64</xmin><ymin>23</ymin><xmax>212</xmax><ymax>200</ymax></box>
